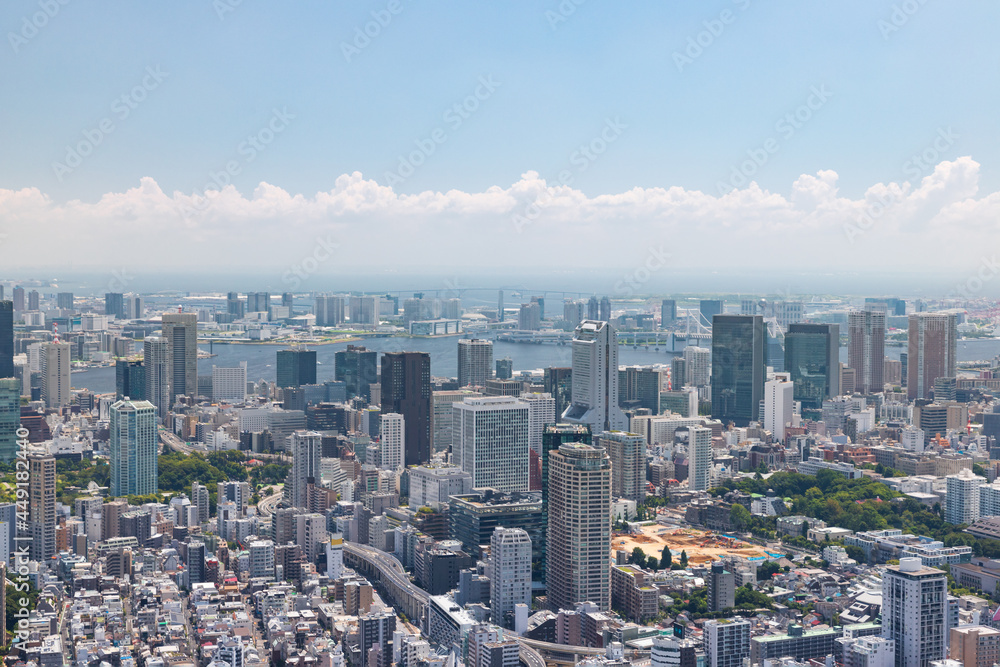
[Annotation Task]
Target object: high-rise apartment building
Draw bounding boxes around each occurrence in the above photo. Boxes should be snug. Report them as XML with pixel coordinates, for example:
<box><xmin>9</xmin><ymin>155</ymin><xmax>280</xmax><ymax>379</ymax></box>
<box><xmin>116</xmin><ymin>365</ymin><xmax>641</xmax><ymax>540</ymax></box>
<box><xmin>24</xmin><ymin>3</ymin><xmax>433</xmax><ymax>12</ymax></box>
<box><xmin>454</xmin><ymin>396</ymin><xmax>530</xmax><ymax>493</ymax></box>
<box><xmin>143</xmin><ymin>336</ymin><xmax>171</xmax><ymax>418</ymax></box>
<box><xmin>226</xmin><ymin>292</ymin><xmax>245</xmax><ymax>319</ymax></box>
<box><xmin>314</xmin><ymin>294</ymin><xmax>346</xmax><ymax>326</ymax></box>
<box><xmin>291</xmin><ymin>430</ymin><xmax>322</xmax><ymax>509</ymax></box>
<box><xmin>688</xmin><ymin>426</ymin><xmax>713</xmax><ymax>491</ymax></box>
<box><xmin>105</xmin><ymin>292</ymin><xmax>126</xmax><ymax>319</ymax></box>
<box><xmin>945</xmin><ymin>470</ymin><xmax>985</xmax><ymax>526</ymax></box>
<box><xmin>707</xmin><ymin>561</ymin><xmax>736</xmax><ymax>612</ymax></box>
<box><xmin>162</xmin><ymin>313</ymin><xmax>198</xmax><ymax>401</ymax></box>
<box><xmin>711</xmin><ymin>315</ymin><xmax>766</xmax><ymax>426</ymax></box>
<box><xmin>489</xmin><ymin>527</ymin><xmax>532</xmax><ymax>628</ymax></box>
<box><xmin>517</xmin><ymin>303</ymin><xmax>541</xmax><ymax>331</ymax></box>
<box><xmin>56</xmin><ymin>292</ymin><xmax>74</xmax><ymax>310</ymax></box>
<box><xmin>246</xmin><ymin>292</ymin><xmax>270</xmax><ymax>313</ymax></box>
<box><xmin>349</xmin><ymin>296</ymin><xmax>380</xmax><ymax>325</ymax></box>
<box><xmin>381</xmin><ymin>352</ymin><xmax>431</xmax><ymax>466</ymax></box>
<box><xmin>661</xmin><ymin>299</ymin><xmax>677</xmax><ymax>327</ymax></box>
<box><xmin>335</xmin><ymin>345</ymin><xmax>378</xmax><ymax>400</ymax></box>
<box><xmin>276</xmin><ymin>348</ymin><xmax>317</xmax><ymax>389</ymax></box>
<box><xmin>596</xmin><ymin>430</ymin><xmax>646</xmax><ymax>502</ymax></box>
<box><xmin>562</xmin><ymin>320</ymin><xmax>627</xmax><ymax>433</ymax></box>
<box><xmin>619</xmin><ymin>366</ymin><xmax>661</xmax><ymax>413</ymax></box>
<box><xmin>785</xmin><ymin>323</ymin><xmax>840</xmax><ymax>413</ymax></box>
<box><xmin>907</xmin><ymin>313</ymin><xmax>958</xmax><ymax>401</ymax></box>
<box><xmin>764</xmin><ymin>373</ymin><xmax>795</xmax><ymax>442</ymax></box>
<box><xmin>683</xmin><ymin>346</ymin><xmax>711</xmax><ymax>387</ymax></box>
<box><xmin>563</xmin><ymin>300</ymin><xmax>584</xmax><ymax>329</ymax></box>
<box><xmin>212</xmin><ymin>362</ymin><xmax>247</xmax><ymax>402</ymax></box>
<box><xmin>950</xmin><ymin>626</ymin><xmax>1000</xmax><ymax>667</ymax></box>
<box><xmin>11</xmin><ymin>287</ymin><xmax>24</xmax><ymax>312</ymax></box>
<box><xmin>379</xmin><ymin>413</ymin><xmax>405</xmax><ymax>472</ymax></box>
<box><xmin>704</xmin><ymin>619</ymin><xmax>751</xmax><ymax>667</ymax></box>
<box><xmin>520</xmin><ymin>392</ymin><xmax>556</xmax><ymax>456</ymax></box>
<box><xmin>27</xmin><ymin>290</ymin><xmax>39</xmax><ymax>311</ymax></box>
<box><xmin>599</xmin><ymin>296</ymin><xmax>611</xmax><ymax>322</ymax></box>
<box><xmin>110</xmin><ymin>398</ymin><xmax>159</xmax><ymax>497</ymax></box>
<box><xmin>0</xmin><ymin>378</ymin><xmax>19</xmax><ymax>463</ymax></box>
<box><xmin>848</xmin><ymin>311</ymin><xmax>886</xmax><ymax>395</ymax></box>
<box><xmin>546</xmin><ymin>443</ymin><xmax>611</xmax><ymax>611</ymax></box>
<box><xmin>882</xmin><ymin>558</ymin><xmax>947</xmax><ymax>667</ymax></box>
<box><xmin>0</xmin><ymin>301</ymin><xmax>13</xmax><ymax>379</ymax></box>
<box><xmin>42</xmin><ymin>341</ymin><xmax>71</xmax><ymax>408</ymax></box>
<box><xmin>28</xmin><ymin>452</ymin><xmax>56</xmax><ymax>562</ymax></box>
<box><xmin>458</xmin><ymin>338</ymin><xmax>493</xmax><ymax>388</ymax></box>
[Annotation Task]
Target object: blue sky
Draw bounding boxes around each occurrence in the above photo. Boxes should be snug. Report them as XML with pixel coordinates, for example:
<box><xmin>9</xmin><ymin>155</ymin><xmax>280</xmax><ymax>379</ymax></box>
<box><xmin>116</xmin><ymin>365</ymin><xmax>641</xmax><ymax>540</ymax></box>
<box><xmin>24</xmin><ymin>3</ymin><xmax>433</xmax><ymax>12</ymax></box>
<box><xmin>0</xmin><ymin>0</ymin><xmax>998</xmax><ymax>282</ymax></box>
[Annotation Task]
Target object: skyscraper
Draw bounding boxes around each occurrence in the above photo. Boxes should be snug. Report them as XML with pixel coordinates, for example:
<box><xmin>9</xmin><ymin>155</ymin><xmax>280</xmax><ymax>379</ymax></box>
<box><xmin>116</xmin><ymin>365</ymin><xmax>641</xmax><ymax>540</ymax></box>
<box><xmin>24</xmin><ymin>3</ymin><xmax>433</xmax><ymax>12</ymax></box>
<box><xmin>27</xmin><ymin>290</ymin><xmax>39</xmax><ymax>311</ymax></box>
<box><xmin>711</xmin><ymin>315</ymin><xmax>766</xmax><ymax>426</ymax></box>
<box><xmin>162</xmin><ymin>313</ymin><xmax>198</xmax><ymax>401</ymax></box>
<box><xmin>595</xmin><ymin>430</ymin><xmax>646</xmax><ymax>502</ymax></box>
<box><xmin>700</xmin><ymin>299</ymin><xmax>724</xmax><ymax>323</ymax></box>
<box><xmin>784</xmin><ymin>323</ymin><xmax>840</xmax><ymax>413</ymax></box>
<box><xmin>517</xmin><ymin>302</ymin><xmax>541</xmax><ymax>330</ymax></box>
<box><xmin>110</xmin><ymin>398</ymin><xmax>158</xmax><ymax>497</ymax></box>
<box><xmin>115</xmin><ymin>358</ymin><xmax>145</xmax><ymax>401</ymax></box>
<box><xmin>541</xmin><ymin>423</ymin><xmax>592</xmax><ymax>522</ymax></box>
<box><xmin>212</xmin><ymin>362</ymin><xmax>247</xmax><ymax>402</ymax></box>
<box><xmin>546</xmin><ymin>443</ymin><xmax>611</xmax><ymax>611</ymax></box>
<box><xmin>56</xmin><ymin>292</ymin><xmax>74</xmax><ymax>310</ymax></box>
<box><xmin>27</xmin><ymin>451</ymin><xmax>56</xmax><ymax>562</ymax></box>
<box><xmin>11</xmin><ymin>287</ymin><xmax>24</xmax><ymax>312</ymax></box>
<box><xmin>314</xmin><ymin>294</ymin><xmax>346</xmax><ymax>326</ymax></box>
<box><xmin>882</xmin><ymin>558</ymin><xmax>947</xmax><ymax>667</ymax></box>
<box><xmin>542</xmin><ymin>367</ymin><xmax>572</xmax><ymax>421</ymax></box>
<box><xmin>378</xmin><ymin>413</ymin><xmax>404</xmax><ymax>472</ymax></box>
<box><xmin>521</xmin><ymin>391</ymin><xmax>556</xmax><ymax>456</ymax></box>
<box><xmin>246</xmin><ymin>292</ymin><xmax>270</xmax><ymax>313</ymax></box>
<box><xmin>143</xmin><ymin>336</ymin><xmax>171</xmax><ymax>418</ymax></box>
<box><xmin>945</xmin><ymin>469</ymin><xmax>984</xmax><ymax>526</ymax></box>
<box><xmin>454</xmin><ymin>396</ymin><xmax>530</xmax><ymax>492</ymax></box>
<box><xmin>599</xmin><ymin>296</ymin><xmax>611</xmax><ymax>321</ymax></box>
<box><xmin>290</xmin><ymin>430</ymin><xmax>322</xmax><ymax>508</ymax></box>
<box><xmin>848</xmin><ymin>310</ymin><xmax>886</xmax><ymax>395</ymax></box>
<box><xmin>457</xmin><ymin>338</ymin><xmax>493</xmax><ymax>388</ymax></box>
<box><xmin>380</xmin><ymin>352</ymin><xmax>431</xmax><ymax>466</ymax></box>
<box><xmin>0</xmin><ymin>301</ymin><xmax>13</xmax><ymax>379</ymax></box>
<box><xmin>587</xmin><ymin>296</ymin><xmax>599</xmax><ymax>320</ymax></box>
<box><xmin>276</xmin><ymin>348</ymin><xmax>317</xmax><ymax>389</ymax></box>
<box><xmin>618</xmin><ymin>366</ymin><xmax>661</xmax><ymax>413</ymax></box>
<box><xmin>497</xmin><ymin>289</ymin><xmax>504</xmax><ymax>322</ymax></box>
<box><xmin>764</xmin><ymin>373</ymin><xmax>795</xmax><ymax>442</ymax></box>
<box><xmin>683</xmin><ymin>346</ymin><xmax>711</xmax><ymax>387</ymax></box>
<box><xmin>563</xmin><ymin>300</ymin><xmax>583</xmax><ymax>328</ymax></box>
<box><xmin>489</xmin><ymin>527</ymin><xmax>532</xmax><ymax>629</ymax></box>
<box><xmin>349</xmin><ymin>296</ymin><xmax>380</xmax><ymax>325</ymax></box>
<box><xmin>335</xmin><ymin>345</ymin><xmax>378</xmax><ymax>400</ymax></box>
<box><xmin>707</xmin><ymin>561</ymin><xmax>736</xmax><ymax>612</ymax></box>
<box><xmin>42</xmin><ymin>341</ymin><xmax>71</xmax><ymax>409</ymax></box>
<box><xmin>562</xmin><ymin>320</ymin><xmax>628</xmax><ymax>433</ymax></box>
<box><xmin>688</xmin><ymin>426</ymin><xmax>713</xmax><ymax>491</ymax></box>
<box><xmin>907</xmin><ymin>313</ymin><xmax>958</xmax><ymax>401</ymax></box>
<box><xmin>704</xmin><ymin>618</ymin><xmax>751</xmax><ymax>667</ymax></box>
<box><xmin>0</xmin><ymin>378</ymin><xmax>20</xmax><ymax>463</ymax></box>
<box><xmin>661</xmin><ymin>299</ymin><xmax>677</xmax><ymax>327</ymax></box>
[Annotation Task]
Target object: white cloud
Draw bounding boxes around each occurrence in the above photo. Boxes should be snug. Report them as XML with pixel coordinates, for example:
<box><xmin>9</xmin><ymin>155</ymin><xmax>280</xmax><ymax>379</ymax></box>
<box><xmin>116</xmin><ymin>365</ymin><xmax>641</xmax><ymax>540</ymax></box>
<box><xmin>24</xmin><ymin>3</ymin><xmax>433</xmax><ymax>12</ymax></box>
<box><xmin>0</xmin><ymin>158</ymin><xmax>990</xmax><ymax>276</ymax></box>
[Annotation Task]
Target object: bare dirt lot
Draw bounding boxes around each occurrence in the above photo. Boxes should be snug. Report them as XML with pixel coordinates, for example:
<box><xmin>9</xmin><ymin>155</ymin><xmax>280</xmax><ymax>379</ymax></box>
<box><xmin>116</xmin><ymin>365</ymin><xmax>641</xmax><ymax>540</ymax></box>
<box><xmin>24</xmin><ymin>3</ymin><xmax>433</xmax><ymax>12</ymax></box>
<box><xmin>613</xmin><ymin>525</ymin><xmax>771</xmax><ymax>564</ymax></box>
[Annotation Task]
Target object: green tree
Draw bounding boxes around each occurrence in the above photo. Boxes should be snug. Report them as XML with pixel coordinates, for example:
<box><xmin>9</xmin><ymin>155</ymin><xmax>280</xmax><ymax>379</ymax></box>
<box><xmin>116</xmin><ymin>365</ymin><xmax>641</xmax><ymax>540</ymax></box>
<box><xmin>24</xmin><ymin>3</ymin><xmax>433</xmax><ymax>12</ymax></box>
<box><xmin>680</xmin><ymin>550</ymin><xmax>688</xmax><ymax>568</ymax></box>
<box><xmin>730</xmin><ymin>504</ymin><xmax>752</xmax><ymax>531</ymax></box>
<box><xmin>661</xmin><ymin>545</ymin><xmax>672</xmax><ymax>569</ymax></box>
<box><xmin>631</xmin><ymin>547</ymin><xmax>646</xmax><ymax>566</ymax></box>
<box><xmin>646</xmin><ymin>556</ymin><xmax>659</xmax><ymax>571</ymax></box>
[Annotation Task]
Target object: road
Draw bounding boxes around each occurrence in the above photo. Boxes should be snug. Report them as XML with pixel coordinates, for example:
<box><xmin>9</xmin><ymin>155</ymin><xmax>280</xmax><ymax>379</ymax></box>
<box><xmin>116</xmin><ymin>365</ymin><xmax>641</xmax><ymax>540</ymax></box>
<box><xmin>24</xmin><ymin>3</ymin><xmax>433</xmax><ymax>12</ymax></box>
<box><xmin>257</xmin><ymin>488</ymin><xmax>284</xmax><ymax>517</ymax></box>
<box><xmin>159</xmin><ymin>428</ymin><xmax>202</xmax><ymax>455</ymax></box>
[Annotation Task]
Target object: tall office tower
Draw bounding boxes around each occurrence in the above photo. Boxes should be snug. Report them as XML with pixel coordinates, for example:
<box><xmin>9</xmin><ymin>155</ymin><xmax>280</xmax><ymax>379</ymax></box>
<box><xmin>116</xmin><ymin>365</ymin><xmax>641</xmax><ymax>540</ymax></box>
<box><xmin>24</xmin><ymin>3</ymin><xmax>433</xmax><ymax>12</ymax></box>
<box><xmin>454</xmin><ymin>396</ymin><xmax>530</xmax><ymax>492</ymax></box>
<box><xmin>27</xmin><ymin>452</ymin><xmax>56</xmax><ymax>562</ymax></box>
<box><xmin>115</xmin><ymin>359</ymin><xmax>145</xmax><ymax>401</ymax></box>
<box><xmin>497</xmin><ymin>290</ymin><xmax>504</xmax><ymax>322</ymax></box>
<box><xmin>0</xmin><ymin>378</ymin><xmax>19</xmax><ymax>462</ymax></box>
<box><xmin>764</xmin><ymin>373</ymin><xmax>795</xmax><ymax>442</ymax></box>
<box><xmin>187</xmin><ymin>541</ymin><xmax>207</xmax><ymax>585</ymax></box>
<box><xmin>41</xmin><ymin>341</ymin><xmax>71</xmax><ymax>408</ymax></box>
<box><xmin>546</xmin><ymin>443</ymin><xmax>611</xmax><ymax>611</ymax></box>
<box><xmin>27</xmin><ymin>290</ymin><xmax>39</xmax><ymax>311</ymax></box>
<box><xmin>848</xmin><ymin>310</ymin><xmax>886</xmax><ymax>395</ymax></box>
<box><xmin>457</xmin><ymin>338</ymin><xmax>493</xmax><ymax>388</ymax></box>
<box><xmin>563</xmin><ymin>300</ymin><xmax>584</xmax><ymax>329</ymax></box>
<box><xmin>784</xmin><ymin>323</ymin><xmax>840</xmax><ymax>414</ymax></box>
<box><xmin>562</xmin><ymin>320</ymin><xmax>628</xmax><ymax>432</ymax></box>
<box><xmin>276</xmin><ymin>348</ymin><xmax>317</xmax><ymax>389</ymax></box>
<box><xmin>599</xmin><ymin>296</ymin><xmax>611</xmax><ymax>321</ymax></box>
<box><xmin>125</xmin><ymin>294</ymin><xmax>145</xmax><ymax>320</ymax></box>
<box><xmin>335</xmin><ymin>345</ymin><xmax>378</xmax><ymax>400</ymax></box>
<box><xmin>192</xmin><ymin>482</ymin><xmax>210</xmax><ymax>524</ymax></box>
<box><xmin>112</xmin><ymin>293</ymin><xmax>138</xmax><ymax>319</ymax></box>
<box><xmin>688</xmin><ymin>425</ymin><xmax>713</xmax><ymax>491</ymax></box>
<box><xmin>619</xmin><ymin>366</ymin><xmax>661</xmax><ymax>413</ymax></box>
<box><xmin>12</xmin><ymin>287</ymin><xmax>24</xmax><ymax>312</ymax></box>
<box><xmin>495</xmin><ymin>358</ymin><xmax>513</xmax><ymax>380</ymax></box>
<box><xmin>349</xmin><ymin>295</ymin><xmax>380</xmax><ymax>325</ymax></box>
<box><xmin>543</xmin><ymin>367</ymin><xmax>572</xmax><ymax>421</ymax></box>
<box><xmin>291</xmin><ymin>430</ymin><xmax>322</xmax><ymax>508</ymax></box>
<box><xmin>704</xmin><ymin>618</ymin><xmax>751</xmax><ymax>667</ymax></box>
<box><xmin>225</xmin><ymin>291</ymin><xmax>245</xmax><ymax>318</ymax></box>
<box><xmin>143</xmin><ymin>336</ymin><xmax>171</xmax><ymax>418</ymax></box>
<box><xmin>683</xmin><ymin>346</ymin><xmax>711</xmax><ymax>387</ymax></box>
<box><xmin>489</xmin><ymin>527</ymin><xmax>532</xmax><ymax>628</ymax></box>
<box><xmin>521</xmin><ymin>392</ymin><xmax>556</xmax><ymax>456</ymax></box>
<box><xmin>315</xmin><ymin>294</ymin><xmax>346</xmax><ymax>326</ymax></box>
<box><xmin>596</xmin><ymin>431</ymin><xmax>646</xmax><ymax>502</ymax></box>
<box><xmin>0</xmin><ymin>301</ymin><xmax>12</xmax><ymax>379</ymax></box>
<box><xmin>700</xmin><ymin>299</ymin><xmax>724</xmax><ymax>323</ymax></box>
<box><xmin>517</xmin><ymin>302</ymin><xmax>541</xmax><ymax>330</ymax></box>
<box><xmin>109</xmin><ymin>398</ymin><xmax>158</xmax><ymax>497</ymax></box>
<box><xmin>246</xmin><ymin>292</ymin><xmax>270</xmax><ymax>313</ymax></box>
<box><xmin>281</xmin><ymin>292</ymin><xmax>294</xmax><ymax>310</ymax></box>
<box><xmin>882</xmin><ymin>558</ymin><xmax>947</xmax><ymax>667</ymax></box>
<box><xmin>541</xmin><ymin>423</ymin><xmax>592</xmax><ymax>520</ymax></box>
<box><xmin>162</xmin><ymin>313</ymin><xmax>198</xmax><ymax>401</ymax></box>
<box><xmin>212</xmin><ymin>362</ymin><xmax>247</xmax><ymax>402</ymax></box>
<box><xmin>380</xmin><ymin>352</ymin><xmax>431</xmax><ymax>466</ymax></box>
<box><xmin>661</xmin><ymin>299</ymin><xmax>677</xmax><ymax>327</ymax></box>
<box><xmin>670</xmin><ymin>357</ymin><xmax>686</xmax><ymax>390</ymax></box>
<box><xmin>56</xmin><ymin>292</ymin><xmax>74</xmax><ymax>310</ymax></box>
<box><xmin>907</xmin><ymin>313</ymin><xmax>958</xmax><ymax>401</ymax></box>
<box><xmin>359</xmin><ymin>610</ymin><xmax>396</xmax><ymax>667</ymax></box>
<box><xmin>379</xmin><ymin>413</ymin><xmax>405</xmax><ymax>472</ymax></box>
<box><xmin>711</xmin><ymin>315</ymin><xmax>766</xmax><ymax>426</ymax></box>
<box><xmin>707</xmin><ymin>561</ymin><xmax>736</xmax><ymax>612</ymax></box>
<box><xmin>945</xmin><ymin>470</ymin><xmax>984</xmax><ymax>525</ymax></box>
<box><xmin>587</xmin><ymin>296</ymin><xmax>599</xmax><ymax>320</ymax></box>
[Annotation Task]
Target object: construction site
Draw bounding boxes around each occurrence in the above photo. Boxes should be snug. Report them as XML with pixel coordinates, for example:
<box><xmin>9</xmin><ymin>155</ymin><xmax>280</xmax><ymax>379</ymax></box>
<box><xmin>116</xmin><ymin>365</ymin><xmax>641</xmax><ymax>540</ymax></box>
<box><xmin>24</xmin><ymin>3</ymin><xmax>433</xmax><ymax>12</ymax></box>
<box><xmin>613</xmin><ymin>524</ymin><xmax>776</xmax><ymax>564</ymax></box>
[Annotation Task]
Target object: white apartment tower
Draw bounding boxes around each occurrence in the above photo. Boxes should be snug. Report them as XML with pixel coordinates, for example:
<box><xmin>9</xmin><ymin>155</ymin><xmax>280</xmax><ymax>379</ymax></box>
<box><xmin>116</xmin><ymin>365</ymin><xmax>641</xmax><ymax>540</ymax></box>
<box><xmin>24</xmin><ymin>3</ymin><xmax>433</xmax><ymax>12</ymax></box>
<box><xmin>379</xmin><ymin>413</ymin><xmax>405</xmax><ymax>472</ymax></box>
<box><xmin>882</xmin><ymin>558</ymin><xmax>947</xmax><ymax>667</ymax></box>
<box><xmin>453</xmin><ymin>396</ymin><xmax>530</xmax><ymax>492</ymax></box>
<box><xmin>212</xmin><ymin>362</ymin><xmax>248</xmax><ymax>402</ymax></box>
<box><xmin>290</xmin><ymin>430</ymin><xmax>323</xmax><ymax>509</ymax></box>
<box><xmin>764</xmin><ymin>373</ymin><xmax>795</xmax><ymax>441</ymax></box>
<box><xmin>596</xmin><ymin>430</ymin><xmax>646</xmax><ymax>502</ymax></box>
<box><xmin>945</xmin><ymin>470</ymin><xmax>985</xmax><ymax>525</ymax></box>
<box><xmin>562</xmin><ymin>320</ymin><xmax>628</xmax><ymax>433</ymax></box>
<box><xmin>521</xmin><ymin>392</ymin><xmax>556</xmax><ymax>456</ymax></box>
<box><xmin>489</xmin><ymin>527</ymin><xmax>532</xmax><ymax>628</ymax></box>
<box><xmin>688</xmin><ymin>426</ymin><xmax>713</xmax><ymax>491</ymax></box>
